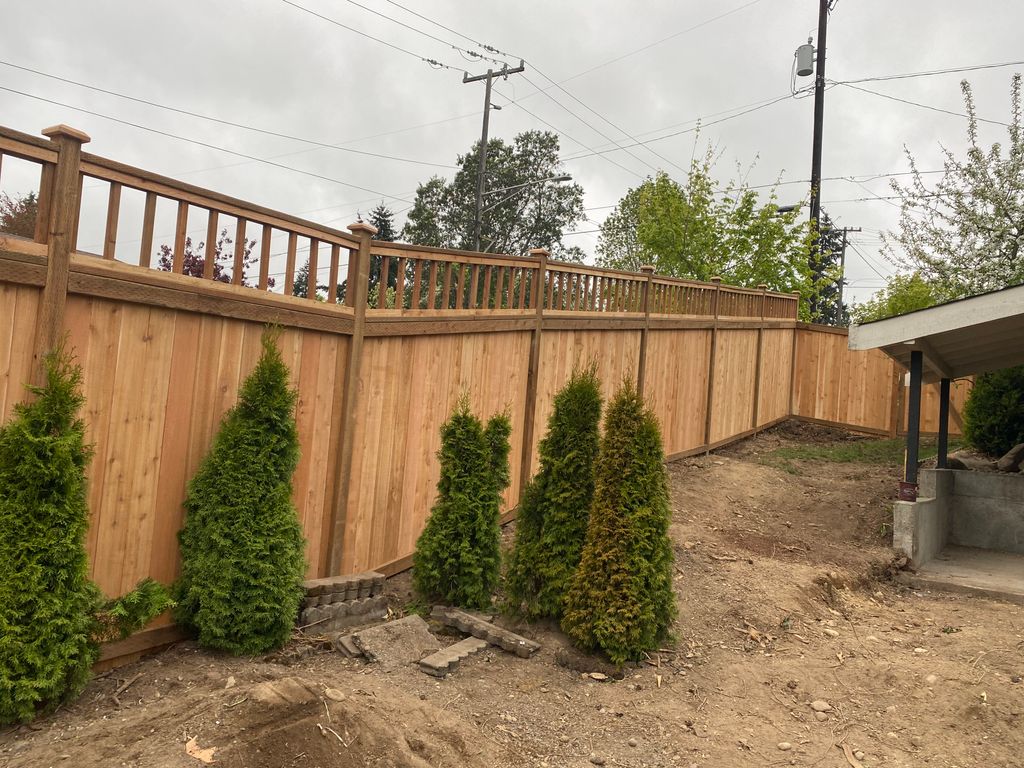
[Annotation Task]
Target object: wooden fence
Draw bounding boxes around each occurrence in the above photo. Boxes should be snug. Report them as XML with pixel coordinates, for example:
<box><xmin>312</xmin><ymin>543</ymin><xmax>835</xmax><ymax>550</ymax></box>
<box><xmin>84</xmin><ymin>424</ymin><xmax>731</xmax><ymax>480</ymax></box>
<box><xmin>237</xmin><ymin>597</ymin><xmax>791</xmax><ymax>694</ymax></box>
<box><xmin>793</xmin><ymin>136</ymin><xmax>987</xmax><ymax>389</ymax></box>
<box><xmin>0</xmin><ymin>123</ymin><xmax>960</xmax><ymax>662</ymax></box>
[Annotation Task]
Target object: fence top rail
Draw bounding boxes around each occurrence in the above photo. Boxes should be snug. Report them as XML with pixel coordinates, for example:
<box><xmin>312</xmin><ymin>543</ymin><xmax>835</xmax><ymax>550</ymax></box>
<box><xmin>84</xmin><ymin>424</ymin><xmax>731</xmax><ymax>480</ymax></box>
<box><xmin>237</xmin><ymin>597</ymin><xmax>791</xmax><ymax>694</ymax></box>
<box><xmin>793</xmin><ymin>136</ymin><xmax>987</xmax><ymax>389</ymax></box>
<box><xmin>368</xmin><ymin>242</ymin><xmax>541</xmax><ymax>269</ymax></box>
<box><xmin>544</xmin><ymin>260</ymin><xmax>645</xmax><ymax>280</ymax></box>
<box><xmin>78</xmin><ymin>152</ymin><xmax>361</xmax><ymax>248</ymax></box>
<box><xmin>0</xmin><ymin>127</ymin><xmax>58</xmax><ymax>164</ymax></box>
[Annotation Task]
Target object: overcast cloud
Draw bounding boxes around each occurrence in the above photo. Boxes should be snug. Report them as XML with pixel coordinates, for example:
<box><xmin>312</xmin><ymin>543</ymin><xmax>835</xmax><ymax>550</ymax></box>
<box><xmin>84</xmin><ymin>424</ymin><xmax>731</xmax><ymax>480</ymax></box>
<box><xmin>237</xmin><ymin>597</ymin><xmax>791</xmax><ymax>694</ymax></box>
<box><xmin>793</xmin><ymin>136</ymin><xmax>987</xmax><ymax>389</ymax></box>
<box><xmin>1</xmin><ymin>0</ymin><xmax>1021</xmax><ymax>304</ymax></box>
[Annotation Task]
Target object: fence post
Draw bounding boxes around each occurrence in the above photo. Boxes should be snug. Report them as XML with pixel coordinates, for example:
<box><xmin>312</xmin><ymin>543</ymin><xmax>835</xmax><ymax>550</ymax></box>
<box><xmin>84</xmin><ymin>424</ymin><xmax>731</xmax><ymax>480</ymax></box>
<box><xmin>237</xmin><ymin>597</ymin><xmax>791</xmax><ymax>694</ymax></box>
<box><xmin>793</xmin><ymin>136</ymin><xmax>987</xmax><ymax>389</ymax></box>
<box><xmin>702</xmin><ymin>276</ymin><xmax>723</xmax><ymax>450</ymax></box>
<box><xmin>518</xmin><ymin>248</ymin><xmax>548</xmax><ymax>499</ymax></box>
<box><xmin>31</xmin><ymin>124</ymin><xmax>89</xmax><ymax>381</ymax></box>
<box><xmin>326</xmin><ymin>221</ymin><xmax>377</xmax><ymax>576</ymax></box>
<box><xmin>787</xmin><ymin>290</ymin><xmax>801</xmax><ymax>417</ymax></box>
<box><xmin>751</xmin><ymin>284</ymin><xmax>768</xmax><ymax>429</ymax></box>
<box><xmin>636</xmin><ymin>265</ymin><xmax>656</xmax><ymax>397</ymax></box>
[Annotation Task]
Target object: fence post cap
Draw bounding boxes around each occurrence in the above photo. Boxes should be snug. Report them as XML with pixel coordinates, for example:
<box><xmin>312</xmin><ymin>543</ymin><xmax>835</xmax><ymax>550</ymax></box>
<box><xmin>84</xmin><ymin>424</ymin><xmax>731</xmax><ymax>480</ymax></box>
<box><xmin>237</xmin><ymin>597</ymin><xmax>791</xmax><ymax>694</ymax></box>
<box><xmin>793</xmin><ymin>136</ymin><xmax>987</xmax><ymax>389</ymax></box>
<box><xmin>528</xmin><ymin>247</ymin><xmax>550</xmax><ymax>258</ymax></box>
<box><xmin>348</xmin><ymin>221</ymin><xmax>378</xmax><ymax>236</ymax></box>
<box><xmin>42</xmin><ymin>124</ymin><xmax>91</xmax><ymax>144</ymax></box>
<box><xmin>709</xmin><ymin>276</ymin><xmax>723</xmax><ymax>284</ymax></box>
<box><xmin>757</xmin><ymin>284</ymin><xmax>769</xmax><ymax>290</ymax></box>
<box><xmin>640</xmin><ymin>265</ymin><xmax>656</xmax><ymax>274</ymax></box>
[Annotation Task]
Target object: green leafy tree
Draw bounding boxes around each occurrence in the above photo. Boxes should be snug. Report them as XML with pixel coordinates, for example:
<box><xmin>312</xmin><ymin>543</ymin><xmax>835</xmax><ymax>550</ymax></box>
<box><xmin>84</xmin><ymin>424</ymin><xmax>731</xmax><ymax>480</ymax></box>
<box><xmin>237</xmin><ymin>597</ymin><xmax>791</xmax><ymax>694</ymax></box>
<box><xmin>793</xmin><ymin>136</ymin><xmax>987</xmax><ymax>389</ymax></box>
<box><xmin>402</xmin><ymin>130</ymin><xmax>585</xmax><ymax>259</ymax></box>
<box><xmin>413</xmin><ymin>399</ymin><xmax>512</xmax><ymax>610</ymax></box>
<box><xmin>962</xmin><ymin>365</ymin><xmax>1024</xmax><ymax>457</ymax></box>
<box><xmin>596</xmin><ymin>150</ymin><xmax>816</xmax><ymax>315</ymax></box>
<box><xmin>561</xmin><ymin>380</ymin><xmax>675</xmax><ymax>664</ymax></box>
<box><xmin>883</xmin><ymin>75</ymin><xmax>1024</xmax><ymax>297</ymax></box>
<box><xmin>0</xmin><ymin>191</ymin><xmax>38</xmax><ymax>237</ymax></box>
<box><xmin>0</xmin><ymin>346</ymin><xmax>170</xmax><ymax>725</ymax></box>
<box><xmin>850</xmin><ymin>272</ymin><xmax>941</xmax><ymax>323</ymax></box>
<box><xmin>505</xmin><ymin>366</ymin><xmax>602</xmax><ymax>619</ymax></box>
<box><xmin>174</xmin><ymin>329</ymin><xmax>306</xmax><ymax>655</ymax></box>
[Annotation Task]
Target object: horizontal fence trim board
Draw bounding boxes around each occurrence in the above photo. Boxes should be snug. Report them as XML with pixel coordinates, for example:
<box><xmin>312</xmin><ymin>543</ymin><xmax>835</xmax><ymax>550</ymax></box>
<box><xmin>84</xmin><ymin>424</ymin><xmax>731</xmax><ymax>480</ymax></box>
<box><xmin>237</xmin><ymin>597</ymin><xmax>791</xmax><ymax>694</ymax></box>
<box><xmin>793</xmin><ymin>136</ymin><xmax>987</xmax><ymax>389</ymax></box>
<box><xmin>0</xmin><ymin>134</ymin><xmax>57</xmax><ymax>164</ymax></box>
<box><xmin>796</xmin><ymin>321</ymin><xmax>851</xmax><ymax>336</ymax></box>
<box><xmin>366</xmin><ymin>308</ymin><xmax>533</xmax><ymax>319</ymax></box>
<box><xmin>0</xmin><ymin>256</ymin><xmax>47</xmax><ymax>287</ymax></box>
<box><xmin>78</xmin><ymin>158</ymin><xmax>360</xmax><ymax>248</ymax></box>
<box><xmin>368</xmin><ymin>245</ymin><xmax>538</xmax><ymax>270</ymax></box>
<box><xmin>0</xmin><ymin>237</ymin><xmax>48</xmax><ymax>259</ymax></box>
<box><xmin>664</xmin><ymin>416</ymin><xmax>790</xmax><ymax>461</ymax></box>
<box><xmin>542</xmin><ymin>317</ymin><xmax>647</xmax><ymax>331</ymax></box>
<box><xmin>98</xmin><ymin>624</ymin><xmax>188</xmax><ymax>664</ymax></box>
<box><xmin>364</xmin><ymin>318</ymin><xmax>536</xmax><ymax>337</ymax></box>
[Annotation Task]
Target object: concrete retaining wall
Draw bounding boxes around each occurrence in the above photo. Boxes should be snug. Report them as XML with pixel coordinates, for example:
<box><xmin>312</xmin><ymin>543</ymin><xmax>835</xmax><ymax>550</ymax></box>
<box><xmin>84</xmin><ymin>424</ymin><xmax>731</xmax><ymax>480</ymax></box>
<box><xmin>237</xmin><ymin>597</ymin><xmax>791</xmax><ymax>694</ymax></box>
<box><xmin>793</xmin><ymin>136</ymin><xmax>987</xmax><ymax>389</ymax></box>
<box><xmin>894</xmin><ymin>469</ymin><xmax>952</xmax><ymax>564</ymax></box>
<box><xmin>949</xmin><ymin>470</ymin><xmax>1024</xmax><ymax>554</ymax></box>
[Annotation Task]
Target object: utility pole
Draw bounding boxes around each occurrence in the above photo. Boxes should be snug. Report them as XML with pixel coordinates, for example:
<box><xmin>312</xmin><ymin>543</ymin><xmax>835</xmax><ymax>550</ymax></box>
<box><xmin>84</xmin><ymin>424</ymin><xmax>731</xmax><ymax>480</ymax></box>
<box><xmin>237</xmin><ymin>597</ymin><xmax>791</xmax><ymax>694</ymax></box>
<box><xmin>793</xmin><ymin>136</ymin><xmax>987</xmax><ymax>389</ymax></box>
<box><xmin>464</xmin><ymin>59</ymin><xmax>525</xmax><ymax>252</ymax></box>
<box><xmin>835</xmin><ymin>226</ymin><xmax>860</xmax><ymax>312</ymax></box>
<box><xmin>807</xmin><ymin>0</ymin><xmax>833</xmax><ymax>318</ymax></box>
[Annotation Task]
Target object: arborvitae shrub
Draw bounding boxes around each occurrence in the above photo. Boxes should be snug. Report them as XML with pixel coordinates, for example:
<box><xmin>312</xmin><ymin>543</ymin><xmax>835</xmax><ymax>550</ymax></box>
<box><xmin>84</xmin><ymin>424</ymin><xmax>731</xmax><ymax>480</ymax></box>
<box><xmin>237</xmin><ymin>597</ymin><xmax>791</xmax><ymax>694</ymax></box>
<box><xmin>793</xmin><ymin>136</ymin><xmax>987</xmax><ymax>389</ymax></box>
<box><xmin>0</xmin><ymin>347</ymin><xmax>99</xmax><ymax>723</ymax></box>
<box><xmin>561</xmin><ymin>380</ymin><xmax>676</xmax><ymax>664</ymax></box>
<box><xmin>174</xmin><ymin>329</ymin><xmax>306</xmax><ymax>655</ymax></box>
<box><xmin>413</xmin><ymin>399</ymin><xmax>512</xmax><ymax>610</ymax></box>
<box><xmin>505</xmin><ymin>365</ymin><xmax>602</xmax><ymax>619</ymax></box>
<box><xmin>962</xmin><ymin>365</ymin><xmax>1024</xmax><ymax>457</ymax></box>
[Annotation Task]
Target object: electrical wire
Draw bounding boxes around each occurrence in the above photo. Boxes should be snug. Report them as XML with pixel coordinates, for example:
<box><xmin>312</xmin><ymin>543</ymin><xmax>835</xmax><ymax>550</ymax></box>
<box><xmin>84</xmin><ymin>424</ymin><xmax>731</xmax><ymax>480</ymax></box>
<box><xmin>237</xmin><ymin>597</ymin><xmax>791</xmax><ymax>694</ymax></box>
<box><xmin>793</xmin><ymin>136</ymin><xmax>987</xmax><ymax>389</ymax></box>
<box><xmin>834</xmin><ymin>81</ymin><xmax>1010</xmax><ymax>127</ymax></box>
<box><xmin>836</xmin><ymin>59</ymin><xmax>1024</xmax><ymax>86</ymax></box>
<box><xmin>280</xmin><ymin>0</ymin><xmax>461</xmax><ymax>71</ymax></box>
<box><xmin>0</xmin><ymin>61</ymin><xmax>456</xmax><ymax>169</ymax></box>
<box><xmin>0</xmin><ymin>85</ymin><xmax>413</xmax><ymax>202</ymax></box>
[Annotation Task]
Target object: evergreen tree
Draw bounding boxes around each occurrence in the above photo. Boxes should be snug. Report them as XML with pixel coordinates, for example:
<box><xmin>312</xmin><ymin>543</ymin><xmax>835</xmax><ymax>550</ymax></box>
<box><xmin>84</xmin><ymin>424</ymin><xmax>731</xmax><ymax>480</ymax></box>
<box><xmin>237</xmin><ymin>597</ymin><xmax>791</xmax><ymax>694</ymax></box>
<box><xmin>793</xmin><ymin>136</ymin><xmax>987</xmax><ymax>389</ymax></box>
<box><xmin>174</xmin><ymin>329</ymin><xmax>306</xmax><ymax>655</ymax></box>
<box><xmin>962</xmin><ymin>365</ymin><xmax>1024</xmax><ymax>457</ymax></box>
<box><xmin>413</xmin><ymin>399</ymin><xmax>511</xmax><ymax>610</ymax></box>
<box><xmin>0</xmin><ymin>347</ymin><xmax>98</xmax><ymax>723</ymax></box>
<box><xmin>561</xmin><ymin>380</ymin><xmax>676</xmax><ymax>664</ymax></box>
<box><xmin>505</xmin><ymin>366</ymin><xmax>602</xmax><ymax>619</ymax></box>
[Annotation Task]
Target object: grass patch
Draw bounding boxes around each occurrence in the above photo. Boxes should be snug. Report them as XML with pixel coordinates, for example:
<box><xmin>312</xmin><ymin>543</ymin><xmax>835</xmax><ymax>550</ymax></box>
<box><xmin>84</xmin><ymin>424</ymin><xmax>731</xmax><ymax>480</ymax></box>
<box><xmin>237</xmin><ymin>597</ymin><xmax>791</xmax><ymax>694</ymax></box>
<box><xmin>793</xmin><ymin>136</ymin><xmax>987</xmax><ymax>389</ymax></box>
<box><xmin>766</xmin><ymin>436</ymin><xmax>963</xmax><ymax>466</ymax></box>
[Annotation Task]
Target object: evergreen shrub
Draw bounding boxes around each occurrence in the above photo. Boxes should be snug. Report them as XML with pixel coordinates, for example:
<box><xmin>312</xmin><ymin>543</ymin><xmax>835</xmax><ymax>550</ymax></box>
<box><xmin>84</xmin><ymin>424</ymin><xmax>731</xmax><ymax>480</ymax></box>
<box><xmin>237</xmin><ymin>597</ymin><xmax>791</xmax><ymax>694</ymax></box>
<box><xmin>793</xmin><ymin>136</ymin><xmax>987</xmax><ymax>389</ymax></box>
<box><xmin>413</xmin><ymin>398</ymin><xmax>512</xmax><ymax>610</ymax></box>
<box><xmin>174</xmin><ymin>329</ymin><xmax>306</xmax><ymax>655</ymax></box>
<box><xmin>561</xmin><ymin>379</ymin><xmax>676</xmax><ymax>664</ymax></box>
<box><xmin>505</xmin><ymin>365</ymin><xmax>602</xmax><ymax>619</ymax></box>
<box><xmin>0</xmin><ymin>347</ymin><xmax>171</xmax><ymax>724</ymax></box>
<box><xmin>962</xmin><ymin>365</ymin><xmax>1024</xmax><ymax>457</ymax></box>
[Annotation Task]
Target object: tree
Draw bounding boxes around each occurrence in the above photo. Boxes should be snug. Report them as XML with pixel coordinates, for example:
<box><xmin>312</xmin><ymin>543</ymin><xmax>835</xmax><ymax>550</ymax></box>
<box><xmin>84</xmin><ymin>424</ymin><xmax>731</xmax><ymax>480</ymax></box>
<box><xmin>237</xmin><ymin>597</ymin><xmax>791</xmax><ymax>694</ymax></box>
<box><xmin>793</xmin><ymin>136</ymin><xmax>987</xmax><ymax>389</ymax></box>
<box><xmin>157</xmin><ymin>228</ymin><xmax>274</xmax><ymax>288</ymax></box>
<box><xmin>561</xmin><ymin>380</ymin><xmax>675</xmax><ymax>664</ymax></box>
<box><xmin>814</xmin><ymin>213</ymin><xmax>851</xmax><ymax>326</ymax></box>
<box><xmin>850</xmin><ymin>272</ymin><xmax>940</xmax><ymax>323</ymax></box>
<box><xmin>962</xmin><ymin>365</ymin><xmax>1024</xmax><ymax>457</ymax></box>
<box><xmin>0</xmin><ymin>191</ymin><xmax>38</xmax><ymax>238</ymax></box>
<box><xmin>0</xmin><ymin>345</ymin><xmax>170</xmax><ymax>724</ymax></box>
<box><xmin>368</xmin><ymin>203</ymin><xmax>398</xmax><ymax>243</ymax></box>
<box><xmin>883</xmin><ymin>75</ymin><xmax>1024</xmax><ymax>298</ymax></box>
<box><xmin>505</xmin><ymin>366</ymin><xmax>602</xmax><ymax>619</ymax></box>
<box><xmin>596</xmin><ymin>150</ymin><xmax>815</xmax><ymax>312</ymax></box>
<box><xmin>413</xmin><ymin>399</ymin><xmax>512</xmax><ymax>610</ymax></box>
<box><xmin>174</xmin><ymin>329</ymin><xmax>306</xmax><ymax>655</ymax></box>
<box><xmin>402</xmin><ymin>130</ymin><xmax>585</xmax><ymax>259</ymax></box>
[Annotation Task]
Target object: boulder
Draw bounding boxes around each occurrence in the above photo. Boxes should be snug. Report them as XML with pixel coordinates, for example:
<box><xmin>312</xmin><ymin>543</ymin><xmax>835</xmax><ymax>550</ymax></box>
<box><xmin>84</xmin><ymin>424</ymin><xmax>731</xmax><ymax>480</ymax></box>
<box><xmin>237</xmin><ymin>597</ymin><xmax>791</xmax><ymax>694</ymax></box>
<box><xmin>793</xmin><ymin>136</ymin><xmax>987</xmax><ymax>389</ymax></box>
<box><xmin>997</xmin><ymin>443</ymin><xmax>1024</xmax><ymax>472</ymax></box>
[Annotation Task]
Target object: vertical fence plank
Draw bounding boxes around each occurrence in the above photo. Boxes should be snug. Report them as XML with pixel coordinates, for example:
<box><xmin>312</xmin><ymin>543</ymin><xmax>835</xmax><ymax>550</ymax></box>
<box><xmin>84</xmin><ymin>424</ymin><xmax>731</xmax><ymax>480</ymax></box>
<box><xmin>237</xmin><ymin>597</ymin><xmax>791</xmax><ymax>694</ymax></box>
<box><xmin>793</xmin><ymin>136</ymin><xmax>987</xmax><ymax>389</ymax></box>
<box><xmin>284</xmin><ymin>232</ymin><xmax>297</xmax><ymax>297</ymax></box>
<box><xmin>327</xmin><ymin>244</ymin><xmax>340</xmax><ymax>302</ymax></box>
<box><xmin>441</xmin><ymin>262</ymin><xmax>453</xmax><ymax>310</ymax></box>
<box><xmin>138</xmin><ymin>191</ymin><xmax>157</xmax><ymax>268</ymax></box>
<box><xmin>306</xmin><ymin>237</ymin><xmax>319</xmax><ymax>298</ymax></box>
<box><xmin>377</xmin><ymin>255</ymin><xmax>390</xmax><ymax>309</ymax></box>
<box><xmin>259</xmin><ymin>224</ymin><xmax>272</xmax><ymax>291</ymax></box>
<box><xmin>102</xmin><ymin>182</ymin><xmax>121</xmax><ymax>261</ymax></box>
<box><xmin>455</xmin><ymin>263</ymin><xmax>465</xmax><ymax>309</ymax></box>
<box><xmin>203</xmin><ymin>211</ymin><xmax>219</xmax><ymax>280</ymax></box>
<box><xmin>637</xmin><ymin>266</ymin><xmax>655</xmax><ymax>396</ymax></box>
<box><xmin>427</xmin><ymin>261</ymin><xmax>439</xmax><ymax>310</ymax></box>
<box><xmin>171</xmin><ymin>201</ymin><xmax>188</xmax><ymax>274</ymax></box>
<box><xmin>519</xmin><ymin>248</ymin><xmax>548</xmax><ymax>497</ymax></box>
<box><xmin>395</xmin><ymin>257</ymin><xmax>406</xmax><ymax>309</ymax></box>
<box><xmin>702</xmin><ymin>276</ymin><xmax>723</xmax><ymax>448</ymax></box>
<box><xmin>231</xmin><ymin>218</ymin><xmax>247</xmax><ymax>286</ymax></box>
<box><xmin>33</xmin><ymin>162</ymin><xmax>55</xmax><ymax>245</ymax></box>
<box><xmin>751</xmin><ymin>284</ymin><xmax>767</xmax><ymax>428</ymax></box>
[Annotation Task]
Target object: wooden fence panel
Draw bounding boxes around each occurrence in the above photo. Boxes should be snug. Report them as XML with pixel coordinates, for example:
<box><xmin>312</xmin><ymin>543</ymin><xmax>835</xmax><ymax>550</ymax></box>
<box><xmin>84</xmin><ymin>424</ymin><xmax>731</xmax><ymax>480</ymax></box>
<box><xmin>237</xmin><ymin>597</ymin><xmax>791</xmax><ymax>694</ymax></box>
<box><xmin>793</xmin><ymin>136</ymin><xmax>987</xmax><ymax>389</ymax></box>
<box><xmin>0</xmin><ymin>283</ymin><xmax>41</xmax><ymax>422</ymax></box>
<box><xmin>644</xmin><ymin>329</ymin><xmax>711</xmax><ymax>456</ymax></box>
<box><xmin>757</xmin><ymin>328</ymin><xmax>794</xmax><ymax>426</ymax></box>
<box><xmin>58</xmin><ymin>295</ymin><xmax>348</xmax><ymax>605</ymax></box>
<box><xmin>340</xmin><ymin>331</ymin><xmax>533</xmax><ymax>574</ymax></box>
<box><xmin>709</xmin><ymin>329</ymin><xmax>759</xmax><ymax>443</ymax></box>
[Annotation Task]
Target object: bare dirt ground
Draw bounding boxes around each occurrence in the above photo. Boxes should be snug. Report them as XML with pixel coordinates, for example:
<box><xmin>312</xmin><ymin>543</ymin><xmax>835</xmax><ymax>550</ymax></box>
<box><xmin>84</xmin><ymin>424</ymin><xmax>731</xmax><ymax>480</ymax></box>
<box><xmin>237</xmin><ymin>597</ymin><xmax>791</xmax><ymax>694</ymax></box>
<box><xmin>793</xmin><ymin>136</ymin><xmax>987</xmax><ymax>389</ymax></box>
<box><xmin>4</xmin><ymin>421</ymin><xmax>1022</xmax><ymax>768</ymax></box>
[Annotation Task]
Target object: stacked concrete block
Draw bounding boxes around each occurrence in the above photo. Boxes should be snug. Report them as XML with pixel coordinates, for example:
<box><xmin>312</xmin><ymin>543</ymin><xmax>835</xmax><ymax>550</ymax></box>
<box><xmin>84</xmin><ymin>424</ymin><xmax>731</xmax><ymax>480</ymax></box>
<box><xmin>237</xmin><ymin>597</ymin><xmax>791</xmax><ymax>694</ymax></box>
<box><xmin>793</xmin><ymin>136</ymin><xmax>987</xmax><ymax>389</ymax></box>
<box><xmin>419</xmin><ymin>637</ymin><xmax>489</xmax><ymax>677</ymax></box>
<box><xmin>430</xmin><ymin>605</ymin><xmax>540</xmax><ymax>658</ymax></box>
<box><xmin>298</xmin><ymin>572</ymin><xmax>386</xmax><ymax>632</ymax></box>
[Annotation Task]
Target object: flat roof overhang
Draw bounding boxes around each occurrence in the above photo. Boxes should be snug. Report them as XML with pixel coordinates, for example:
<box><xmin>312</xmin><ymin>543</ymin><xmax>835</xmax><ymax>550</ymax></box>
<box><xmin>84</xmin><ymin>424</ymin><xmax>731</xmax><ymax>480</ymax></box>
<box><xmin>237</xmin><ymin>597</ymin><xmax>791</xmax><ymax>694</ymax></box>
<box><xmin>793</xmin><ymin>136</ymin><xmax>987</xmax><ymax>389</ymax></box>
<box><xmin>848</xmin><ymin>283</ymin><xmax>1024</xmax><ymax>381</ymax></box>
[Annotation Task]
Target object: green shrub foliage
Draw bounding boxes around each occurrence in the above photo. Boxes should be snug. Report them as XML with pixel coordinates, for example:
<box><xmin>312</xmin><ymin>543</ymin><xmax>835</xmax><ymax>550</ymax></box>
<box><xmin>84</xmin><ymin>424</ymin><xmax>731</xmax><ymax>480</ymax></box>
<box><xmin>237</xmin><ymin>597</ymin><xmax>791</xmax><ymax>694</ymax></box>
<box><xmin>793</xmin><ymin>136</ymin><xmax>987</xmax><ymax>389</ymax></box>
<box><xmin>0</xmin><ymin>348</ymin><xmax>99</xmax><ymax>723</ymax></box>
<box><xmin>94</xmin><ymin>578</ymin><xmax>175</xmax><ymax>644</ymax></box>
<box><xmin>505</xmin><ymin>365</ymin><xmax>602</xmax><ymax>618</ymax></box>
<box><xmin>962</xmin><ymin>365</ymin><xmax>1024</xmax><ymax>457</ymax></box>
<box><xmin>413</xmin><ymin>399</ymin><xmax>512</xmax><ymax>610</ymax></box>
<box><xmin>561</xmin><ymin>380</ymin><xmax>676</xmax><ymax>664</ymax></box>
<box><xmin>174</xmin><ymin>330</ymin><xmax>306</xmax><ymax>655</ymax></box>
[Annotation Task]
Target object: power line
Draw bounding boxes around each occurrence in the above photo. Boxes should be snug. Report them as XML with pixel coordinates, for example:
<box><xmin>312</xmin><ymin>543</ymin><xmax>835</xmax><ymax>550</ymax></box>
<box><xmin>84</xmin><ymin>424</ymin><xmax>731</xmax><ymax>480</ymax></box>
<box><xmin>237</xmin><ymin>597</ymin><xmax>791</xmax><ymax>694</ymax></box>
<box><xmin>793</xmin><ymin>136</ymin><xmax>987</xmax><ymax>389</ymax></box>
<box><xmin>280</xmin><ymin>0</ymin><xmax>460</xmax><ymax>71</ymax></box>
<box><xmin>0</xmin><ymin>61</ymin><xmax>456</xmax><ymax>169</ymax></box>
<box><xmin>835</xmin><ymin>81</ymin><xmax>1010</xmax><ymax>127</ymax></box>
<box><xmin>0</xmin><ymin>85</ymin><xmax>413</xmax><ymax>202</ymax></box>
<box><xmin>836</xmin><ymin>59</ymin><xmax>1024</xmax><ymax>85</ymax></box>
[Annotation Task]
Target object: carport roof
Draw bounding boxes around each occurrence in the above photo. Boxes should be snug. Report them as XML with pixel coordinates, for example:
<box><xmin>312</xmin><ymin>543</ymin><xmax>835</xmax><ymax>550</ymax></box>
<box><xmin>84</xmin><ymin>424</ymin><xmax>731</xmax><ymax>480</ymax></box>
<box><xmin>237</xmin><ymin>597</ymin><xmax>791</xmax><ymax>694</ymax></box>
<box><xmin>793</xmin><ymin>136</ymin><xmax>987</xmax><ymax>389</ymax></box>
<box><xmin>848</xmin><ymin>283</ymin><xmax>1024</xmax><ymax>383</ymax></box>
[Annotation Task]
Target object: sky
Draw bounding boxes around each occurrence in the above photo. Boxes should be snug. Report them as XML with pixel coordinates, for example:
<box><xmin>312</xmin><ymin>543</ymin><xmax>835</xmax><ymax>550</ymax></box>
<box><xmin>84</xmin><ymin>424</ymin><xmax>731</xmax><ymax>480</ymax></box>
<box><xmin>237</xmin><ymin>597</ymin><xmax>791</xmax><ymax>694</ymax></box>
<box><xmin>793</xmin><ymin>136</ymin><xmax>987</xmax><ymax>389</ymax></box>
<box><xmin>1</xmin><ymin>0</ymin><xmax>1021</xmax><ymax>305</ymax></box>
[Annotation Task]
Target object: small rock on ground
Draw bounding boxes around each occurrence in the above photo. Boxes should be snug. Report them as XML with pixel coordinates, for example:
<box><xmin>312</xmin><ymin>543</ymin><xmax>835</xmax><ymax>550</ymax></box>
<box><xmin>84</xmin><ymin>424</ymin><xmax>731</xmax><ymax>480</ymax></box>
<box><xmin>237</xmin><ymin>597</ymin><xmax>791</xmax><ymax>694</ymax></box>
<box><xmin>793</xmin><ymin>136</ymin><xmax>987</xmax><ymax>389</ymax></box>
<box><xmin>810</xmin><ymin>700</ymin><xmax>832</xmax><ymax>712</ymax></box>
<box><xmin>778</xmin><ymin>742</ymin><xmax>792</xmax><ymax>751</ymax></box>
<box><xmin>589</xmin><ymin>754</ymin><xmax>606</xmax><ymax>765</ymax></box>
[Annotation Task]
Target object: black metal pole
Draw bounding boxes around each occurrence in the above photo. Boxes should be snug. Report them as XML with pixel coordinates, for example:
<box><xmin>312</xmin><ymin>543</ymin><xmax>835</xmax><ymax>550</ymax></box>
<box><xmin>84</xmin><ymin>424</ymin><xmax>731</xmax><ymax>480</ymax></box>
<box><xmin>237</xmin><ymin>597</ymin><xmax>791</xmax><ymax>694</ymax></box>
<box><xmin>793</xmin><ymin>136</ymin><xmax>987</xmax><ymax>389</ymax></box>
<box><xmin>905</xmin><ymin>350</ymin><xmax>923</xmax><ymax>486</ymax></box>
<box><xmin>808</xmin><ymin>0</ymin><xmax>829</xmax><ymax>319</ymax></box>
<box><xmin>937</xmin><ymin>377</ymin><xmax>951</xmax><ymax>469</ymax></box>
